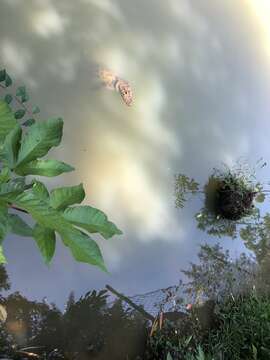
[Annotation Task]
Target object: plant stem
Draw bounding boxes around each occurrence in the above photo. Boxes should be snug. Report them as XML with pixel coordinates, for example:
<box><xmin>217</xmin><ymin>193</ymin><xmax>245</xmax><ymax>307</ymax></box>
<box><xmin>9</xmin><ymin>204</ymin><xmax>28</xmax><ymax>214</ymax></box>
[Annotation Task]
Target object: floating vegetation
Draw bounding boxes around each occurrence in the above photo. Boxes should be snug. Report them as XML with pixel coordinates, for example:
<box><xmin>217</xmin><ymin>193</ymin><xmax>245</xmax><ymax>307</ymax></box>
<box><xmin>175</xmin><ymin>160</ymin><xmax>268</xmax><ymax>238</ymax></box>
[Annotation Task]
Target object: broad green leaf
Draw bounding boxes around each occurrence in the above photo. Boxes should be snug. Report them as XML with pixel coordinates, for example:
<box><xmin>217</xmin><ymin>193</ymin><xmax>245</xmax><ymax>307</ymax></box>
<box><xmin>32</xmin><ymin>105</ymin><xmax>40</xmax><ymax>114</ymax></box>
<box><xmin>5</xmin><ymin>189</ymin><xmax>63</xmax><ymax>228</ymax></box>
<box><xmin>63</xmin><ymin>205</ymin><xmax>122</xmax><ymax>239</ymax></box>
<box><xmin>0</xmin><ymin>246</ymin><xmax>6</xmax><ymax>264</ymax></box>
<box><xmin>255</xmin><ymin>193</ymin><xmax>265</xmax><ymax>203</ymax></box>
<box><xmin>0</xmin><ymin>69</ymin><xmax>6</xmax><ymax>82</ymax></box>
<box><xmin>0</xmin><ymin>205</ymin><xmax>9</xmax><ymax>243</ymax></box>
<box><xmin>0</xmin><ymin>177</ymin><xmax>27</xmax><ymax>199</ymax></box>
<box><xmin>16</xmin><ymin>118</ymin><xmax>63</xmax><ymax>167</ymax></box>
<box><xmin>4</xmin><ymin>94</ymin><xmax>12</xmax><ymax>104</ymax></box>
<box><xmin>4</xmin><ymin>189</ymin><xmax>106</xmax><ymax>270</ymax></box>
<box><xmin>50</xmin><ymin>184</ymin><xmax>85</xmax><ymax>210</ymax></box>
<box><xmin>0</xmin><ymin>167</ymin><xmax>10</xmax><ymax>183</ymax></box>
<box><xmin>5</xmin><ymin>74</ymin><xmax>12</xmax><ymax>87</ymax></box>
<box><xmin>14</xmin><ymin>109</ymin><xmax>26</xmax><ymax>119</ymax></box>
<box><xmin>167</xmin><ymin>353</ymin><xmax>173</xmax><ymax>360</ymax></box>
<box><xmin>1</xmin><ymin>124</ymin><xmax>22</xmax><ymax>168</ymax></box>
<box><xmin>8</xmin><ymin>214</ymin><xmax>33</xmax><ymax>237</ymax></box>
<box><xmin>16</xmin><ymin>159</ymin><xmax>74</xmax><ymax>177</ymax></box>
<box><xmin>32</xmin><ymin>181</ymin><xmax>49</xmax><ymax>201</ymax></box>
<box><xmin>33</xmin><ymin>224</ymin><xmax>55</xmax><ymax>264</ymax></box>
<box><xmin>60</xmin><ymin>229</ymin><xmax>106</xmax><ymax>271</ymax></box>
<box><xmin>23</xmin><ymin>118</ymin><xmax>35</xmax><ymax>127</ymax></box>
<box><xmin>0</xmin><ymin>100</ymin><xmax>18</xmax><ymax>143</ymax></box>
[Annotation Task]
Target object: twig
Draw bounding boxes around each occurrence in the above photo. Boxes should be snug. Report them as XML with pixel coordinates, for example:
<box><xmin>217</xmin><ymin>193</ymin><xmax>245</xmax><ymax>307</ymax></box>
<box><xmin>9</xmin><ymin>204</ymin><xmax>28</xmax><ymax>214</ymax></box>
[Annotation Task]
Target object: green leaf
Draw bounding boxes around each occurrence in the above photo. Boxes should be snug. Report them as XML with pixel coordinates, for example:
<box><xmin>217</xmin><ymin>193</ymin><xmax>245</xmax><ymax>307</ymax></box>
<box><xmin>32</xmin><ymin>181</ymin><xmax>49</xmax><ymax>201</ymax></box>
<box><xmin>0</xmin><ymin>69</ymin><xmax>6</xmax><ymax>82</ymax></box>
<box><xmin>3</xmin><ymin>189</ymin><xmax>106</xmax><ymax>270</ymax></box>
<box><xmin>32</xmin><ymin>105</ymin><xmax>40</xmax><ymax>114</ymax></box>
<box><xmin>16</xmin><ymin>159</ymin><xmax>74</xmax><ymax>177</ymax></box>
<box><xmin>16</xmin><ymin>86</ymin><xmax>26</xmax><ymax>97</ymax></box>
<box><xmin>60</xmin><ymin>229</ymin><xmax>107</xmax><ymax>271</ymax></box>
<box><xmin>63</xmin><ymin>205</ymin><xmax>122</xmax><ymax>239</ymax></box>
<box><xmin>0</xmin><ymin>177</ymin><xmax>27</xmax><ymax>200</ymax></box>
<box><xmin>1</xmin><ymin>124</ymin><xmax>22</xmax><ymax>168</ymax></box>
<box><xmin>23</xmin><ymin>118</ymin><xmax>35</xmax><ymax>127</ymax></box>
<box><xmin>0</xmin><ymin>246</ymin><xmax>6</xmax><ymax>264</ymax></box>
<box><xmin>8</xmin><ymin>214</ymin><xmax>33</xmax><ymax>237</ymax></box>
<box><xmin>14</xmin><ymin>109</ymin><xmax>26</xmax><ymax>119</ymax></box>
<box><xmin>0</xmin><ymin>100</ymin><xmax>18</xmax><ymax>143</ymax></box>
<box><xmin>5</xmin><ymin>74</ymin><xmax>12</xmax><ymax>87</ymax></box>
<box><xmin>50</xmin><ymin>184</ymin><xmax>85</xmax><ymax>210</ymax></box>
<box><xmin>21</xmin><ymin>93</ymin><xmax>30</xmax><ymax>103</ymax></box>
<box><xmin>16</xmin><ymin>117</ymin><xmax>63</xmax><ymax>167</ymax></box>
<box><xmin>167</xmin><ymin>353</ymin><xmax>173</xmax><ymax>360</ymax></box>
<box><xmin>0</xmin><ymin>167</ymin><xmax>11</xmax><ymax>184</ymax></box>
<box><xmin>255</xmin><ymin>193</ymin><xmax>265</xmax><ymax>203</ymax></box>
<box><xmin>0</xmin><ymin>205</ymin><xmax>9</xmax><ymax>244</ymax></box>
<box><xmin>33</xmin><ymin>224</ymin><xmax>55</xmax><ymax>264</ymax></box>
<box><xmin>4</xmin><ymin>94</ymin><xmax>12</xmax><ymax>104</ymax></box>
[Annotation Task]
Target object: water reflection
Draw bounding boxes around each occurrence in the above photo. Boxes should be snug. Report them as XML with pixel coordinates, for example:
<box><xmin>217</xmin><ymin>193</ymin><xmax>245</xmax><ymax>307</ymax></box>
<box><xmin>175</xmin><ymin>160</ymin><xmax>267</xmax><ymax>238</ymax></box>
<box><xmin>0</xmin><ymin>235</ymin><xmax>267</xmax><ymax>359</ymax></box>
<box><xmin>1</xmin><ymin>0</ymin><xmax>270</xmax><ymax>357</ymax></box>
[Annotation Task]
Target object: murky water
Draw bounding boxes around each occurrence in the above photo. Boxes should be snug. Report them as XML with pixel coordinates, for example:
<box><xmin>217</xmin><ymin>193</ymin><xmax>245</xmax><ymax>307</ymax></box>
<box><xmin>1</xmin><ymin>0</ymin><xmax>270</xmax><ymax>358</ymax></box>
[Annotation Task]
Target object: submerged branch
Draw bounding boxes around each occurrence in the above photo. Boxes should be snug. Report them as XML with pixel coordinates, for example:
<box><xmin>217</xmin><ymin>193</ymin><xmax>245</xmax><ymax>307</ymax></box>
<box><xmin>106</xmin><ymin>284</ymin><xmax>155</xmax><ymax>322</ymax></box>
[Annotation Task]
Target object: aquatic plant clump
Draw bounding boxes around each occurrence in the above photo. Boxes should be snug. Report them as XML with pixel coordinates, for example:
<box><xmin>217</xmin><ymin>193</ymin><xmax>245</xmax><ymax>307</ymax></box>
<box><xmin>204</xmin><ymin>171</ymin><xmax>256</xmax><ymax>221</ymax></box>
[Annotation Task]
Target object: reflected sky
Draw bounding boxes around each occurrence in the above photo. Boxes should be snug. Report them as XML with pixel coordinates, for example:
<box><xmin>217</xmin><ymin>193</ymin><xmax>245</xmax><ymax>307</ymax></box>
<box><xmin>1</xmin><ymin>0</ymin><xmax>270</xmax><ymax>307</ymax></box>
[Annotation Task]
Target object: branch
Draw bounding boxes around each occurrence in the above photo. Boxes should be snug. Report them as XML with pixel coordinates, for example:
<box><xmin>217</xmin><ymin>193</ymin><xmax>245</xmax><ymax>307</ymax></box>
<box><xmin>106</xmin><ymin>284</ymin><xmax>155</xmax><ymax>322</ymax></box>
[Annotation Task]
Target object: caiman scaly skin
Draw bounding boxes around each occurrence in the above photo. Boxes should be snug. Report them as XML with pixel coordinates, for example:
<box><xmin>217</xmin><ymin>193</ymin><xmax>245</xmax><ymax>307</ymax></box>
<box><xmin>98</xmin><ymin>68</ymin><xmax>133</xmax><ymax>106</ymax></box>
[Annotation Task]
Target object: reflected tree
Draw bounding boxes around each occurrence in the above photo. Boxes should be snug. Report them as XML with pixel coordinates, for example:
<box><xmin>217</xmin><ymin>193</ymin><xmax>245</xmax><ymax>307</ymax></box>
<box><xmin>0</xmin><ymin>264</ymin><xmax>10</xmax><ymax>293</ymax></box>
<box><xmin>181</xmin><ymin>243</ymin><xmax>256</xmax><ymax>302</ymax></box>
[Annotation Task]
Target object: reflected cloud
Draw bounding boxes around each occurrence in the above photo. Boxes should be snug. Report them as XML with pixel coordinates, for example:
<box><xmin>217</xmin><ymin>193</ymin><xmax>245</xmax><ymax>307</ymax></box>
<box><xmin>2</xmin><ymin>39</ymin><xmax>31</xmax><ymax>77</ymax></box>
<box><xmin>247</xmin><ymin>0</ymin><xmax>270</xmax><ymax>62</ymax></box>
<box><xmin>31</xmin><ymin>1</ymin><xmax>68</xmax><ymax>38</ymax></box>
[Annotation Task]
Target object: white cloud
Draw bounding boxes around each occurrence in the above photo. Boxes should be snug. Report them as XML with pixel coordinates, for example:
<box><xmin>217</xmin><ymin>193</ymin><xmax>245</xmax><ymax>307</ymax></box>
<box><xmin>31</xmin><ymin>4</ymin><xmax>67</xmax><ymax>38</ymax></box>
<box><xmin>1</xmin><ymin>39</ymin><xmax>31</xmax><ymax>77</ymax></box>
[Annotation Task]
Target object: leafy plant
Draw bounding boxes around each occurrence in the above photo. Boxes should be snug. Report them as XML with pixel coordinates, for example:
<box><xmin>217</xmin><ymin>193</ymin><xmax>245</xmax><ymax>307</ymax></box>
<box><xmin>175</xmin><ymin>161</ymin><xmax>268</xmax><ymax>240</ymax></box>
<box><xmin>0</xmin><ymin>69</ymin><xmax>122</xmax><ymax>270</ymax></box>
<box><xmin>174</xmin><ymin>174</ymin><xmax>199</xmax><ymax>208</ymax></box>
<box><xmin>206</xmin><ymin>293</ymin><xmax>270</xmax><ymax>360</ymax></box>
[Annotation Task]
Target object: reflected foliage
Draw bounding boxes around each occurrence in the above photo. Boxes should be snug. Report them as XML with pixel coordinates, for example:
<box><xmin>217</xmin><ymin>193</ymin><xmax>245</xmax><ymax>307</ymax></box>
<box><xmin>174</xmin><ymin>174</ymin><xmax>199</xmax><ymax>208</ymax></box>
<box><xmin>206</xmin><ymin>293</ymin><xmax>270</xmax><ymax>360</ymax></box>
<box><xmin>1</xmin><ymin>241</ymin><xmax>270</xmax><ymax>359</ymax></box>
<box><xmin>0</xmin><ymin>275</ymin><xmax>147</xmax><ymax>359</ymax></box>
<box><xmin>182</xmin><ymin>243</ymin><xmax>255</xmax><ymax>301</ymax></box>
<box><xmin>175</xmin><ymin>161</ymin><xmax>267</xmax><ymax>239</ymax></box>
<box><xmin>0</xmin><ymin>264</ymin><xmax>10</xmax><ymax>292</ymax></box>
